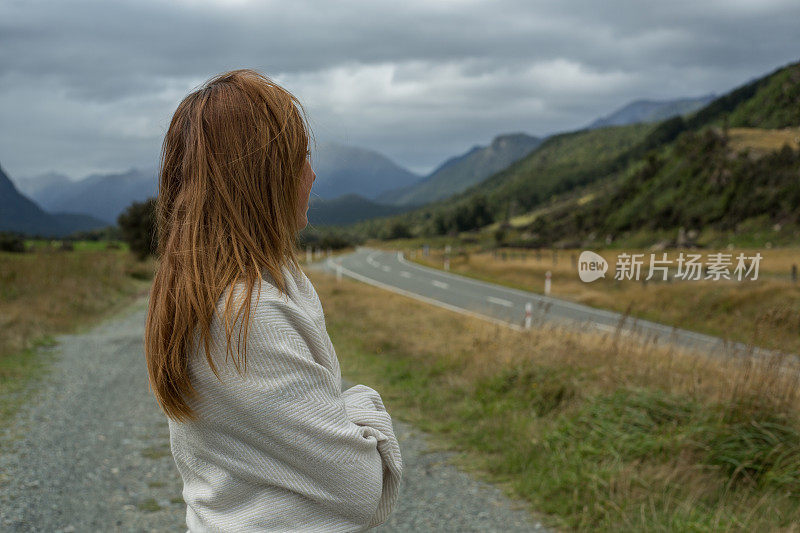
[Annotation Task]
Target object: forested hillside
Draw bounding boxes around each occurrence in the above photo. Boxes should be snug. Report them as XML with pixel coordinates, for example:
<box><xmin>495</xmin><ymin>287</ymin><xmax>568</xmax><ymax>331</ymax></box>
<box><xmin>343</xmin><ymin>60</ymin><xmax>800</xmax><ymax>247</ymax></box>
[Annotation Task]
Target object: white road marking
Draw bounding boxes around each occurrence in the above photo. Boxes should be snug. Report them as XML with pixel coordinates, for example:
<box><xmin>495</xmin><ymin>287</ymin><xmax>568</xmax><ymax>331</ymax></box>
<box><xmin>432</xmin><ymin>280</ymin><xmax>449</xmax><ymax>289</ymax></box>
<box><xmin>487</xmin><ymin>296</ymin><xmax>513</xmax><ymax>307</ymax></box>
<box><xmin>381</xmin><ymin>265</ymin><xmax>391</xmax><ymax>272</ymax></box>
<box><xmin>400</xmin><ymin>271</ymin><xmax>411</xmax><ymax>278</ymax></box>
<box><xmin>324</xmin><ymin>257</ymin><xmax>524</xmax><ymax>332</ymax></box>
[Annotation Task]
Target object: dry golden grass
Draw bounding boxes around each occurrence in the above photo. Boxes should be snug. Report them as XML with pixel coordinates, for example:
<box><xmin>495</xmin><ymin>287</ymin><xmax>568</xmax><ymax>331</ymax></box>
<box><xmin>0</xmin><ymin>248</ymin><xmax>155</xmax><ymax>359</ymax></box>
<box><xmin>728</xmin><ymin>127</ymin><xmax>800</xmax><ymax>154</ymax></box>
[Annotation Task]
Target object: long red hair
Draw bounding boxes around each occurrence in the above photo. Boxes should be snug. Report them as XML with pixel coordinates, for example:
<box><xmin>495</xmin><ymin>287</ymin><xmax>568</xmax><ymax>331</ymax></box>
<box><xmin>144</xmin><ymin>69</ymin><xmax>311</xmax><ymax>421</ymax></box>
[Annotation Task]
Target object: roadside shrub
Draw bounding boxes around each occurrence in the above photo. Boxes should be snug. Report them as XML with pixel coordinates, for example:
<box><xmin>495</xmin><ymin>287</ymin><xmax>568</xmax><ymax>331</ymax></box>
<box><xmin>0</xmin><ymin>232</ymin><xmax>26</xmax><ymax>253</ymax></box>
<box><xmin>117</xmin><ymin>197</ymin><xmax>157</xmax><ymax>260</ymax></box>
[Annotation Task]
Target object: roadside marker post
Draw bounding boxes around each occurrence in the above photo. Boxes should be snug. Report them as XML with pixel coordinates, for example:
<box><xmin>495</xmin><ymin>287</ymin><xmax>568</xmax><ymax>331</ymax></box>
<box><xmin>545</xmin><ymin>270</ymin><xmax>552</xmax><ymax>296</ymax></box>
<box><xmin>444</xmin><ymin>257</ymin><xmax>450</xmax><ymax>271</ymax></box>
<box><xmin>524</xmin><ymin>302</ymin><xmax>532</xmax><ymax>329</ymax></box>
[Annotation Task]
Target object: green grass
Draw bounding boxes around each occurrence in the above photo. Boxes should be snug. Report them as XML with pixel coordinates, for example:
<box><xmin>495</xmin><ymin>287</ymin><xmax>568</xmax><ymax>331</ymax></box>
<box><xmin>23</xmin><ymin>239</ymin><xmax>129</xmax><ymax>252</ymax></box>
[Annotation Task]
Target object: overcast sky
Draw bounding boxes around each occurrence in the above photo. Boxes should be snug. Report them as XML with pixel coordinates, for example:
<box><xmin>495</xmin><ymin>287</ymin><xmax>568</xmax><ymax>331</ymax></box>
<box><xmin>1</xmin><ymin>0</ymin><xmax>799</xmax><ymax>181</ymax></box>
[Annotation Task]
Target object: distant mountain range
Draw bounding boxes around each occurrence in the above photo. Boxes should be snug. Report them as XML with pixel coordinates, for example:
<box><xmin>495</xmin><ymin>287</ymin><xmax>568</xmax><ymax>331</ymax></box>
<box><xmin>587</xmin><ymin>95</ymin><xmax>716</xmax><ymax>129</ymax></box>
<box><xmin>19</xmin><ymin>167</ymin><xmax>158</xmax><ymax>224</ymax></box>
<box><xmin>0</xmin><ymin>164</ymin><xmax>109</xmax><ymax>237</ymax></box>
<box><xmin>14</xmin><ymin>171</ymin><xmax>74</xmax><ymax>199</ymax></box>
<box><xmin>10</xmin><ymin>142</ymin><xmax>420</xmax><ymax>231</ymax></box>
<box><xmin>309</xmin><ymin>142</ymin><xmax>420</xmax><ymax>200</ymax></box>
<box><xmin>375</xmin><ymin>133</ymin><xmax>542</xmax><ymax>207</ymax></box>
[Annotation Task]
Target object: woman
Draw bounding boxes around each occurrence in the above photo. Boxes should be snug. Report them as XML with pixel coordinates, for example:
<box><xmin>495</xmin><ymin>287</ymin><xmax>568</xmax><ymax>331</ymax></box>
<box><xmin>144</xmin><ymin>69</ymin><xmax>403</xmax><ymax>532</ymax></box>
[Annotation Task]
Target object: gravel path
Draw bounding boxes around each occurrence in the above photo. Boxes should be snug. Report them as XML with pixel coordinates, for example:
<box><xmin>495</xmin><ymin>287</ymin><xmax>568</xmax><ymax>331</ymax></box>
<box><xmin>0</xmin><ymin>294</ymin><xmax>549</xmax><ymax>532</ymax></box>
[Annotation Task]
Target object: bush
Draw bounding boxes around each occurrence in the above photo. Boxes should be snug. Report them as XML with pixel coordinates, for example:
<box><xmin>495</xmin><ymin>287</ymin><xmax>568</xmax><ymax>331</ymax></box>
<box><xmin>297</xmin><ymin>227</ymin><xmax>360</xmax><ymax>251</ymax></box>
<box><xmin>117</xmin><ymin>197</ymin><xmax>157</xmax><ymax>260</ymax></box>
<box><xmin>385</xmin><ymin>220</ymin><xmax>413</xmax><ymax>240</ymax></box>
<box><xmin>0</xmin><ymin>232</ymin><xmax>26</xmax><ymax>253</ymax></box>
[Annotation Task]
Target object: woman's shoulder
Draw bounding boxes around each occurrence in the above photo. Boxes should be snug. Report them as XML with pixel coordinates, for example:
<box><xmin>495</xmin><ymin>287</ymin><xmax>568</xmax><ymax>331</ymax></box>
<box><xmin>203</xmin><ymin>263</ymin><xmax>334</xmax><ymax>374</ymax></box>
<box><xmin>217</xmin><ymin>263</ymin><xmax>321</xmax><ymax>323</ymax></box>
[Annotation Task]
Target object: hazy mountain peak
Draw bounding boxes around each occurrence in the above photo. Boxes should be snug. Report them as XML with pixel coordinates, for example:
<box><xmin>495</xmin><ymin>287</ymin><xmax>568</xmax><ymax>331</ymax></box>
<box><xmin>588</xmin><ymin>94</ymin><xmax>716</xmax><ymax>129</ymax></box>
<box><xmin>307</xmin><ymin>142</ymin><xmax>419</xmax><ymax>200</ymax></box>
<box><xmin>0</xmin><ymin>162</ymin><xmax>109</xmax><ymax>237</ymax></box>
<box><xmin>375</xmin><ymin>132</ymin><xmax>542</xmax><ymax>207</ymax></box>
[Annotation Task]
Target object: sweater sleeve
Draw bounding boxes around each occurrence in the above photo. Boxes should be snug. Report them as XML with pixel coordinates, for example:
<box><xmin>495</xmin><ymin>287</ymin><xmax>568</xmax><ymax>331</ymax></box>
<box><xmin>197</xmin><ymin>290</ymin><xmax>403</xmax><ymax>530</ymax></box>
<box><xmin>341</xmin><ymin>384</ymin><xmax>404</xmax><ymax>529</ymax></box>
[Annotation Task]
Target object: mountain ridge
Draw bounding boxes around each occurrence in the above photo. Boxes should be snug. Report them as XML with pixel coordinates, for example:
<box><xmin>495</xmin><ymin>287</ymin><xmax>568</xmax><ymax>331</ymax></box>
<box><xmin>0</xmin><ymin>163</ymin><xmax>110</xmax><ymax>237</ymax></box>
<box><xmin>375</xmin><ymin>132</ymin><xmax>542</xmax><ymax>206</ymax></box>
<box><xmin>587</xmin><ymin>94</ymin><xmax>716</xmax><ymax>129</ymax></box>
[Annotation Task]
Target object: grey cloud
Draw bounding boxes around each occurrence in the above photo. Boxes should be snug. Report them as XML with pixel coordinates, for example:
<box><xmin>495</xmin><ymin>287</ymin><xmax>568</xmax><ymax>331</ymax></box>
<box><xmin>0</xmin><ymin>0</ymin><xmax>798</xmax><ymax>178</ymax></box>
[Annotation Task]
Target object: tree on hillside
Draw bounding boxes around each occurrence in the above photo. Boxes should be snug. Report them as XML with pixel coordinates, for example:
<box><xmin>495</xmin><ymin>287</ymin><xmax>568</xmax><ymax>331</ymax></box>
<box><xmin>385</xmin><ymin>220</ymin><xmax>413</xmax><ymax>240</ymax></box>
<box><xmin>118</xmin><ymin>197</ymin><xmax>157</xmax><ymax>260</ymax></box>
<box><xmin>453</xmin><ymin>194</ymin><xmax>493</xmax><ymax>231</ymax></box>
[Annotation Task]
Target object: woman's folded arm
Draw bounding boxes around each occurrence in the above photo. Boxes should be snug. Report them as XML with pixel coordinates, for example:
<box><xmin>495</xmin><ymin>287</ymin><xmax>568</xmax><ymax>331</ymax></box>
<box><xmin>341</xmin><ymin>384</ymin><xmax>404</xmax><ymax>528</ymax></box>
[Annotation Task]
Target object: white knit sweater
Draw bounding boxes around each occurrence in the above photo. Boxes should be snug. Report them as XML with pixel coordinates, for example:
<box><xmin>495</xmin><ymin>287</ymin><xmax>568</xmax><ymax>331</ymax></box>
<box><xmin>167</xmin><ymin>262</ymin><xmax>403</xmax><ymax>532</ymax></box>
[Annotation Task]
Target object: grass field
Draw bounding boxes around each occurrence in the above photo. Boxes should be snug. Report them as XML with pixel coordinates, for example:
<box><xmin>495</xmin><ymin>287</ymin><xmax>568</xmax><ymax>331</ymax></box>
<box><xmin>307</xmin><ymin>267</ymin><xmax>800</xmax><ymax>531</ymax></box>
<box><xmin>23</xmin><ymin>239</ymin><xmax>129</xmax><ymax>252</ymax></box>
<box><xmin>0</xmin><ymin>243</ymin><xmax>154</xmax><ymax>437</ymax></box>
<box><xmin>5</xmin><ymin>243</ymin><xmax>798</xmax><ymax>530</ymax></box>
<box><xmin>366</xmin><ymin>241</ymin><xmax>800</xmax><ymax>355</ymax></box>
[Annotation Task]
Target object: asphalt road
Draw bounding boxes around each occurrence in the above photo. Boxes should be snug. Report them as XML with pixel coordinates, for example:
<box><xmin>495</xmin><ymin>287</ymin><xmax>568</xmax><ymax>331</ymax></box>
<box><xmin>311</xmin><ymin>246</ymin><xmax>772</xmax><ymax>359</ymax></box>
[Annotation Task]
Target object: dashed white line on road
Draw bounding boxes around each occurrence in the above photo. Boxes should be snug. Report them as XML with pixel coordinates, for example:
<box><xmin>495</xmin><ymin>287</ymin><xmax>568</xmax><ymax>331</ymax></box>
<box><xmin>487</xmin><ymin>296</ymin><xmax>514</xmax><ymax>307</ymax></box>
<box><xmin>381</xmin><ymin>265</ymin><xmax>391</xmax><ymax>272</ymax></box>
<box><xmin>432</xmin><ymin>280</ymin><xmax>449</xmax><ymax>289</ymax></box>
<box><xmin>400</xmin><ymin>271</ymin><xmax>411</xmax><ymax>278</ymax></box>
